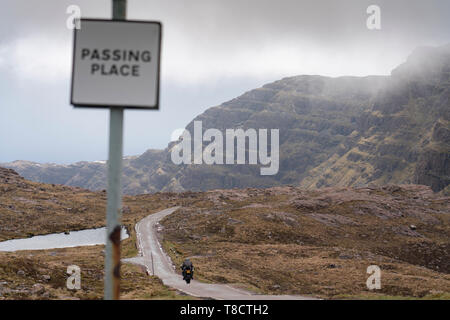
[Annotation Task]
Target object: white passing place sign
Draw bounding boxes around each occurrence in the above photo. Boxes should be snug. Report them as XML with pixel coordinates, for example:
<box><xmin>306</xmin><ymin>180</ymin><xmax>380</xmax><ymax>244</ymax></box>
<box><xmin>71</xmin><ymin>19</ymin><xmax>161</xmax><ymax>109</ymax></box>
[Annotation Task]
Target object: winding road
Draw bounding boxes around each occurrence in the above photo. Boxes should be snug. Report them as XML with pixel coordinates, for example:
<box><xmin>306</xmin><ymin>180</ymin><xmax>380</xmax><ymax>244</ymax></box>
<box><xmin>123</xmin><ymin>207</ymin><xmax>315</xmax><ymax>300</ymax></box>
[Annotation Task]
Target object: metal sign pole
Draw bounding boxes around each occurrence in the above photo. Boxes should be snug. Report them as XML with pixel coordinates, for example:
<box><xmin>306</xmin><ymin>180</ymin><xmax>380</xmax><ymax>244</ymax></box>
<box><xmin>105</xmin><ymin>0</ymin><xmax>126</xmax><ymax>300</ymax></box>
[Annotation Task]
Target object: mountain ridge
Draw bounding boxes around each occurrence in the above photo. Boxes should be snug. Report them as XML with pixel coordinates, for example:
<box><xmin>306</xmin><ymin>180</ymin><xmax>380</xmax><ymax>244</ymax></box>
<box><xmin>3</xmin><ymin>44</ymin><xmax>449</xmax><ymax>194</ymax></box>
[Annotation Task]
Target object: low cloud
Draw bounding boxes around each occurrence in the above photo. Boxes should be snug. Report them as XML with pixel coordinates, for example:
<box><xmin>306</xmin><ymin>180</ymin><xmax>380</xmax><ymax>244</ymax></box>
<box><xmin>1</xmin><ymin>35</ymin><xmax>71</xmax><ymax>83</ymax></box>
<box><xmin>2</xmin><ymin>0</ymin><xmax>450</xmax><ymax>84</ymax></box>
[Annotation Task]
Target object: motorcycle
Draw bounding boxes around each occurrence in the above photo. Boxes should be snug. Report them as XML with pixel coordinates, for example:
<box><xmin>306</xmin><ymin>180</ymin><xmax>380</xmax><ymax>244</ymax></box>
<box><xmin>182</xmin><ymin>267</ymin><xmax>193</xmax><ymax>284</ymax></box>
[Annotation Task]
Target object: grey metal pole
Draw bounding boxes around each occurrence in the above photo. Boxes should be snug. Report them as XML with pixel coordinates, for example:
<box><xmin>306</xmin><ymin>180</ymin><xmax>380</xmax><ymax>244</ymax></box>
<box><xmin>105</xmin><ymin>0</ymin><xmax>126</xmax><ymax>301</ymax></box>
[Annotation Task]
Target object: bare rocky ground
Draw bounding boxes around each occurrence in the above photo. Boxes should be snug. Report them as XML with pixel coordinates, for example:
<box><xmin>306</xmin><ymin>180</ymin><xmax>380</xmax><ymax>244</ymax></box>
<box><xmin>0</xmin><ymin>167</ymin><xmax>187</xmax><ymax>299</ymax></box>
<box><xmin>0</xmin><ymin>246</ymin><xmax>193</xmax><ymax>300</ymax></box>
<box><xmin>160</xmin><ymin>185</ymin><xmax>450</xmax><ymax>299</ymax></box>
<box><xmin>0</xmin><ymin>167</ymin><xmax>449</xmax><ymax>299</ymax></box>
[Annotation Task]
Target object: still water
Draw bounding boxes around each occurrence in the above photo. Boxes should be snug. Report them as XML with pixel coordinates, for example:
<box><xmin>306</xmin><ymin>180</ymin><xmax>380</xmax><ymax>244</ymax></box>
<box><xmin>0</xmin><ymin>227</ymin><xmax>129</xmax><ymax>252</ymax></box>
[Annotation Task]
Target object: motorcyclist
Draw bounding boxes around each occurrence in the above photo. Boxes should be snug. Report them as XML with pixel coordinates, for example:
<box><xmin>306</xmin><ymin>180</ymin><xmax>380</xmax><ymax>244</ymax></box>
<box><xmin>180</xmin><ymin>258</ymin><xmax>194</xmax><ymax>280</ymax></box>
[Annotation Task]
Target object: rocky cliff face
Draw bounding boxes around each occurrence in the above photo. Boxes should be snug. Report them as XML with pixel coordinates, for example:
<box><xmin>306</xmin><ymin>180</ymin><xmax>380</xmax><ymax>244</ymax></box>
<box><xmin>300</xmin><ymin>45</ymin><xmax>450</xmax><ymax>192</ymax></box>
<box><xmin>3</xmin><ymin>45</ymin><xmax>449</xmax><ymax>194</ymax></box>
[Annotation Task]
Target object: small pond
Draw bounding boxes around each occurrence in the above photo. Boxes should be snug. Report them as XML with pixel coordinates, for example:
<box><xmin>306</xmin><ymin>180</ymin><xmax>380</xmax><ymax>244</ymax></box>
<box><xmin>0</xmin><ymin>227</ymin><xmax>129</xmax><ymax>252</ymax></box>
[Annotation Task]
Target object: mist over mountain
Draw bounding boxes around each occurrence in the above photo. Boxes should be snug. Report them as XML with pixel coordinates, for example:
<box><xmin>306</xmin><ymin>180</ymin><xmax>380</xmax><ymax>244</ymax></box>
<box><xmin>3</xmin><ymin>44</ymin><xmax>449</xmax><ymax>195</ymax></box>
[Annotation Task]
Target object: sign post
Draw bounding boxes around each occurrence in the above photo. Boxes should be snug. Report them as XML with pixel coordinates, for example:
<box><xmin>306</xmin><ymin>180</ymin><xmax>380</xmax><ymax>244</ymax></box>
<box><xmin>106</xmin><ymin>0</ymin><xmax>126</xmax><ymax>301</ymax></box>
<box><xmin>70</xmin><ymin>0</ymin><xmax>161</xmax><ymax>300</ymax></box>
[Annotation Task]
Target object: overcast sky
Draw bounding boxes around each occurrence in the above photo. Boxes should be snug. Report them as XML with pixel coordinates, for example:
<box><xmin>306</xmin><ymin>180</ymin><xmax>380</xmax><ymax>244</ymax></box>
<box><xmin>1</xmin><ymin>0</ymin><xmax>449</xmax><ymax>164</ymax></box>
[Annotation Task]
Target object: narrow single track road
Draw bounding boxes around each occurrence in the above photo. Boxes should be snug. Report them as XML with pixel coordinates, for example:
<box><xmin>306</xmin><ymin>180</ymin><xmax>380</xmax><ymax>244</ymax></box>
<box><xmin>124</xmin><ymin>207</ymin><xmax>316</xmax><ymax>300</ymax></box>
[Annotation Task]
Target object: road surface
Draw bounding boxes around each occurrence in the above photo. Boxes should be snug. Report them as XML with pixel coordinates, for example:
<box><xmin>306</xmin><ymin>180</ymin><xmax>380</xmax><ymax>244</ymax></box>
<box><xmin>123</xmin><ymin>207</ymin><xmax>315</xmax><ymax>300</ymax></box>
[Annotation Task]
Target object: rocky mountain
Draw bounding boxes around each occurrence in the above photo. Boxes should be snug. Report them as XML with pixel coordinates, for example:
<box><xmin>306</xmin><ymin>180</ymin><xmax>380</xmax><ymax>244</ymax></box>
<box><xmin>3</xmin><ymin>44</ymin><xmax>449</xmax><ymax>194</ymax></box>
<box><xmin>301</xmin><ymin>45</ymin><xmax>450</xmax><ymax>192</ymax></box>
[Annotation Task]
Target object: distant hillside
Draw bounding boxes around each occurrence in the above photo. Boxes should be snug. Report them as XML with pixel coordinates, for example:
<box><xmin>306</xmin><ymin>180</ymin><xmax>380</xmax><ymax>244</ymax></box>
<box><xmin>3</xmin><ymin>44</ymin><xmax>449</xmax><ymax>194</ymax></box>
<box><xmin>0</xmin><ymin>166</ymin><xmax>106</xmax><ymax>241</ymax></box>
